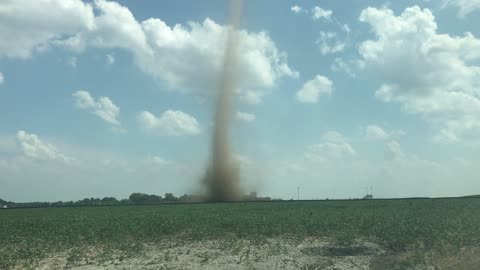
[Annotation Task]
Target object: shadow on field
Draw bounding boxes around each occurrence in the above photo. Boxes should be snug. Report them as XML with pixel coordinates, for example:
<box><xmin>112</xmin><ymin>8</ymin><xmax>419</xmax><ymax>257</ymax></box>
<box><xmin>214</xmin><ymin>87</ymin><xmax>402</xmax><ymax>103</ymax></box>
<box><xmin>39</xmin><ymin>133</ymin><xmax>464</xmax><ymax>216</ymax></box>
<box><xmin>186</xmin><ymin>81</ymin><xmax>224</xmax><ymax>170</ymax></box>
<box><xmin>370</xmin><ymin>246</ymin><xmax>480</xmax><ymax>270</ymax></box>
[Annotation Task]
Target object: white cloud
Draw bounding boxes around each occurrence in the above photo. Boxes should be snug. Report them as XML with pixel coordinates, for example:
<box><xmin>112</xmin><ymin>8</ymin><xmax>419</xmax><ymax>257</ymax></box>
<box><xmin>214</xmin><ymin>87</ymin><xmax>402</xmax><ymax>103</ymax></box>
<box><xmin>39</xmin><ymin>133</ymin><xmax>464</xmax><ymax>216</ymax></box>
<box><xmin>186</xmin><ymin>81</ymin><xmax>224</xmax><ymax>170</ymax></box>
<box><xmin>385</xmin><ymin>140</ymin><xmax>406</xmax><ymax>161</ymax></box>
<box><xmin>66</xmin><ymin>1</ymin><xmax>296</xmax><ymax>95</ymax></box>
<box><xmin>16</xmin><ymin>131</ymin><xmax>73</xmax><ymax>162</ymax></box>
<box><xmin>0</xmin><ymin>72</ymin><xmax>4</xmax><ymax>84</ymax></box>
<box><xmin>139</xmin><ymin>18</ymin><xmax>297</xmax><ymax>92</ymax></box>
<box><xmin>331</xmin><ymin>58</ymin><xmax>356</xmax><ymax>77</ymax></box>
<box><xmin>312</xmin><ymin>6</ymin><xmax>333</xmax><ymax>21</ymax></box>
<box><xmin>239</xmin><ymin>89</ymin><xmax>263</xmax><ymax>105</ymax></box>
<box><xmin>106</xmin><ymin>53</ymin><xmax>115</xmax><ymax>65</ymax></box>
<box><xmin>316</xmin><ymin>31</ymin><xmax>345</xmax><ymax>55</ymax></box>
<box><xmin>443</xmin><ymin>0</ymin><xmax>480</xmax><ymax>17</ymax></box>
<box><xmin>236</xmin><ymin>112</ymin><xmax>256</xmax><ymax>122</ymax></box>
<box><xmin>393</xmin><ymin>130</ymin><xmax>407</xmax><ymax>137</ymax></box>
<box><xmin>291</xmin><ymin>5</ymin><xmax>303</xmax><ymax>14</ymax></box>
<box><xmin>0</xmin><ymin>0</ymin><xmax>297</xmax><ymax>101</ymax></box>
<box><xmin>296</xmin><ymin>75</ymin><xmax>333</xmax><ymax>104</ymax></box>
<box><xmin>358</xmin><ymin>6</ymin><xmax>480</xmax><ymax>144</ymax></box>
<box><xmin>150</xmin><ymin>156</ymin><xmax>171</xmax><ymax>165</ymax></box>
<box><xmin>73</xmin><ymin>90</ymin><xmax>121</xmax><ymax>126</ymax></box>
<box><xmin>305</xmin><ymin>131</ymin><xmax>356</xmax><ymax>162</ymax></box>
<box><xmin>0</xmin><ymin>0</ymin><xmax>95</xmax><ymax>59</ymax></box>
<box><xmin>57</xmin><ymin>0</ymin><xmax>149</xmax><ymax>53</ymax></box>
<box><xmin>366</xmin><ymin>125</ymin><xmax>389</xmax><ymax>140</ymax></box>
<box><xmin>365</xmin><ymin>125</ymin><xmax>406</xmax><ymax>141</ymax></box>
<box><xmin>137</xmin><ymin>110</ymin><xmax>200</xmax><ymax>136</ymax></box>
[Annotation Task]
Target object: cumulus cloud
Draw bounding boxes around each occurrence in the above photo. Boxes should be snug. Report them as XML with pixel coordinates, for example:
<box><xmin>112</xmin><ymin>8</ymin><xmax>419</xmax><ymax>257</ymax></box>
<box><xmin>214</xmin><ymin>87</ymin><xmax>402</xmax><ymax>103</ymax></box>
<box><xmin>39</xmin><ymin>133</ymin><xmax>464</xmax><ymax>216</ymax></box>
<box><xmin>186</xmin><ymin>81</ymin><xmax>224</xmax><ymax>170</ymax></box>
<box><xmin>106</xmin><ymin>53</ymin><xmax>115</xmax><ymax>65</ymax></box>
<box><xmin>236</xmin><ymin>112</ymin><xmax>255</xmax><ymax>122</ymax></box>
<box><xmin>366</xmin><ymin>125</ymin><xmax>389</xmax><ymax>140</ymax></box>
<box><xmin>56</xmin><ymin>0</ymin><xmax>150</xmax><ymax>53</ymax></box>
<box><xmin>239</xmin><ymin>89</ymin><xmax>263</xmax><ymax>105</ymax></box>
<box><xmin>385</xmin><ymin>140</ymin><xmax>405</xmax><ymax>161</ymax></box>
<box><xmin>137</xmin><ymin>110</ymin><xmax>200</xmax><ymax>136</ymax></box>
<box><xmin>305</xmin><ymin>131</ymin><xmax>356</xmax><ymax>162</ymax></box>
<box><xmin>0</xmin><ymin>0</ymin><xmax>297</xmax><ymax>101</ymax></box>
<box><xmin>443</xmin><ymin>0</ymin><xmax>480</xmax><ymax>17</ymax></box>
<box><xmin>316</xmin><ymin>31</ymin><xmax>345</xmax><ymax>55</ymax></box>
<box><xmin>73</xmin><ymin>90</ymin><xmax>121</xmax><ymax>126</ymax></box>
<box><xmin>312</xmin><ymin>6</ymin><xmax>332</xmax><ymax>21</ymax></box>
<box><xmin>296</xmin><ymin>75</ymin><xmax>333</xmax><ymax>104</ymax></box>
<box><xmin>16</xmin><ymin>131</ymin><xmax>73</xmax><ymax>162</ymax></box>
<box><xmin>0</xmin><ymin>0</ymin><xmax>95</xmax><ymax>59</ymax></box>
<box><xmin>138</xmin><ymin>17</ymin><xmax>297</xmax><ymax>93</ymax></box>
<box><xmin>150</xmin><ymin>156</ymin><xmax>171</xmax><ymax>165</ymax></box>
<box><xmin>0</xmin><ymin>72</ymin><xmax>4</xmax><ymax>84</ymax></box>
<box><xmin>331</xmin><ymin>58</ymin><xmax>356</xmax><ymax>77</ymax></box>
<box><xmin>358</xmin><ymin>6</ymin><xmax>480</xmax><ymax>144</ymax></box>
<box><xmin>291</xmin><ymin>5</ymin><xmax>303</xmax><ymax>14</ymax></box>
<box><xmin>365</xmin><ymin>124</ymin><xmax>405</xmax><ymax>141</ymax></box>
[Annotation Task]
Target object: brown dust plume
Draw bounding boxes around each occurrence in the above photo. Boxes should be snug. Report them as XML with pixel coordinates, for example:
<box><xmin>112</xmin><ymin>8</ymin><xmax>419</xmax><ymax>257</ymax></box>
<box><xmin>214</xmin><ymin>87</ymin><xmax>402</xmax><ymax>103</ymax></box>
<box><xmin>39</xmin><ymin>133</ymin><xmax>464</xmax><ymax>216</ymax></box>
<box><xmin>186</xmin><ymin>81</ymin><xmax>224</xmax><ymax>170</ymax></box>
<box><xmin>203</xmin><ymin>0</ymin><xmax>244</xmax><ymax>202</ymax></box>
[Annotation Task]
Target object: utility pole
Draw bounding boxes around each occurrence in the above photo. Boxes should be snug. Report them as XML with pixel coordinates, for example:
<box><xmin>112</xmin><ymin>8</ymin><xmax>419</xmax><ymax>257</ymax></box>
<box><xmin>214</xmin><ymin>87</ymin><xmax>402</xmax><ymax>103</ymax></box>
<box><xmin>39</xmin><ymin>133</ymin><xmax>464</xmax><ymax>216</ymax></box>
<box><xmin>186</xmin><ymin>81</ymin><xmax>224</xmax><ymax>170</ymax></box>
<box><xmin>297</xmin><ymin>186</ymin><xmax>300</xmax><ymax>201</ymax></box>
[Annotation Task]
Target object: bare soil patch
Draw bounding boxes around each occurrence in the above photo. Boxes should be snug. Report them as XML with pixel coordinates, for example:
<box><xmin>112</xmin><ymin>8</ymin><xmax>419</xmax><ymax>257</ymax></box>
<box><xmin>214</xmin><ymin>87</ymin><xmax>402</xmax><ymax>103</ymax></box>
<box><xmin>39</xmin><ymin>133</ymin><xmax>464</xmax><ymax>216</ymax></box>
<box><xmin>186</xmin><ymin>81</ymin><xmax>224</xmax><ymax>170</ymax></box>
<box><xmin>17</xmin><ymin>238</ymin><xmax>479</xmax><ymax>270</ymax></box>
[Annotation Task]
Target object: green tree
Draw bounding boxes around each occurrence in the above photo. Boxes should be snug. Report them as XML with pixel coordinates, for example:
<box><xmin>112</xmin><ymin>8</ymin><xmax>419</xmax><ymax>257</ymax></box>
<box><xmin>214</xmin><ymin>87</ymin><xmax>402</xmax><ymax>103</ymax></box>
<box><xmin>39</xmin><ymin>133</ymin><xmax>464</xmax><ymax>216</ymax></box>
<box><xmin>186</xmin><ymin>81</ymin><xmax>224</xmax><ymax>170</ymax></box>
<box><xmin>164</xmin><ymin>193</ymin><xmax>178</xmax><ymax>202</ymax></box>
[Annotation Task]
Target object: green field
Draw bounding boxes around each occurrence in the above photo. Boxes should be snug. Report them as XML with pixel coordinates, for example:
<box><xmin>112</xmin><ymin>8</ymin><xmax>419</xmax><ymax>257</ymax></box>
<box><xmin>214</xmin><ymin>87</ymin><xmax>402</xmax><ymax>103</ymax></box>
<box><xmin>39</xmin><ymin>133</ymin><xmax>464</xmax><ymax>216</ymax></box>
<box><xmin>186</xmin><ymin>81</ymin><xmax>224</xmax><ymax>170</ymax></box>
<box><xmin>1</xmin><ymin>199</ymin><xmax>480</xmax><ymax>269</ymax></box>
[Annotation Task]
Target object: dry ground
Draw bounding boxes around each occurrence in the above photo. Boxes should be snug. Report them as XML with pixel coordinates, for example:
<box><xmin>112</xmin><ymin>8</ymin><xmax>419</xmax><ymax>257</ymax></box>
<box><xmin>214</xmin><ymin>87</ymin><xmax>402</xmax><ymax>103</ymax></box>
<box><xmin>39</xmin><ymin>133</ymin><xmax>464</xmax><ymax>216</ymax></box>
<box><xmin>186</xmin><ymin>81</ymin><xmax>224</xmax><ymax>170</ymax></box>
<box><xmin>19</xmin><ymin>237</ymin><xmax>479</xmax><ymax>270</ymax></box>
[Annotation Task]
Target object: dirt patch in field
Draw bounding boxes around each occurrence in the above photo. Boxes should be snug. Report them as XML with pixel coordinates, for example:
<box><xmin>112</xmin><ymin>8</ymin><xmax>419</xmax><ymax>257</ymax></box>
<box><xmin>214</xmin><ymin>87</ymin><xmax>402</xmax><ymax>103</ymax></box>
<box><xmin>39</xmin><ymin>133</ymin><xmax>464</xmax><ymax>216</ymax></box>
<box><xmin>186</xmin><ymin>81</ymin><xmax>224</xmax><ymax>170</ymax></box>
<box><xmin>430</xmin><ymin>246</ymin><xmax>480</xmax><ymax>270</ymax></box>
<box><xmin>370</xmin><ymin>245</ymin><xmax>480</xmax><ymax>270</ymax></box>
<box><xmin>302</xmin><ymin>243</ymin><xmax>384</xmax><ymax>257</ymax></box>
<box><xmin>18</xmin><ymin>238</ymin><xmax>480</xmax><ymax>270</ymax></box>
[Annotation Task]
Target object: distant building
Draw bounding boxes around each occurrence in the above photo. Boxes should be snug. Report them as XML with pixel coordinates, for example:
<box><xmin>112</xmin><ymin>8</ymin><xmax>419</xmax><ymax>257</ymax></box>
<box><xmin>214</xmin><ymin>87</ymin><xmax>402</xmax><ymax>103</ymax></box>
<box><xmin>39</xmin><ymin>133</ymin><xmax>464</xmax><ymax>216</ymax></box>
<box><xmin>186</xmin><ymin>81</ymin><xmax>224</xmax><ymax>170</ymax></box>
<box><xmin>362</xmin><ymin>194</ymin><xmax>373</xmax><ymax>200</ymax></box>
<box><xmin>243</xmin><ymin>192</ymin><xmax>271</xmax><ymax>201</ymax></box>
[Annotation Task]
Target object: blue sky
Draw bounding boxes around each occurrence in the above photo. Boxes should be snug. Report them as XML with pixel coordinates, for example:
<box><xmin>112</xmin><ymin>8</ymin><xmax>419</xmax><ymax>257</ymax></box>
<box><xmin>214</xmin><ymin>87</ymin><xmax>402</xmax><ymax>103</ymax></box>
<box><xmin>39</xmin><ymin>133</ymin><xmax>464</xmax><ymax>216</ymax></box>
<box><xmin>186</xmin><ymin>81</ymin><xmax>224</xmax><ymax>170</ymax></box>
<box><xmin>1</xmin><ymin>0</ymin><xmax>480</xmax><ymax>202</ymax></box>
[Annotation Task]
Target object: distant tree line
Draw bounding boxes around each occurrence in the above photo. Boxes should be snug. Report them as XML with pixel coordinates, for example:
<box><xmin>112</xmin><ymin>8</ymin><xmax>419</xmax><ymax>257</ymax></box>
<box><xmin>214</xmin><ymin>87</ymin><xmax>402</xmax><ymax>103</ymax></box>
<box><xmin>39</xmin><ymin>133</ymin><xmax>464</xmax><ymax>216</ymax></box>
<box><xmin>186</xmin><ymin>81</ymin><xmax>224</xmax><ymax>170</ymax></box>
<box><xmin>0</xmin><ymin>193</ymin><xmax>206</xmax><ymax>209</ymax></box>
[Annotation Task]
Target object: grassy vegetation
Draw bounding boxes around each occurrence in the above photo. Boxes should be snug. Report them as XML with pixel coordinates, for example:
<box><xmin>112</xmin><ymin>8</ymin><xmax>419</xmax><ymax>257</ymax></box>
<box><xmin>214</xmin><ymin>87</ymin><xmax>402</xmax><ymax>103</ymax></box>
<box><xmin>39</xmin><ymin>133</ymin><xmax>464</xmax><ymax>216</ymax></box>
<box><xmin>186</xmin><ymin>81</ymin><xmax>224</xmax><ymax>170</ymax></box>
<box><xmin>1</xmin><ymin>198</ymin><xmax>479</xmax><ymax>269</ymax></box>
